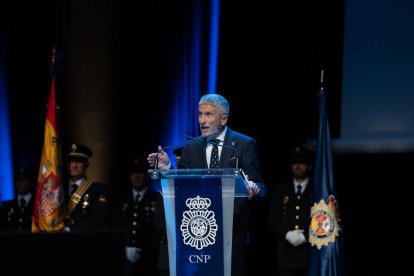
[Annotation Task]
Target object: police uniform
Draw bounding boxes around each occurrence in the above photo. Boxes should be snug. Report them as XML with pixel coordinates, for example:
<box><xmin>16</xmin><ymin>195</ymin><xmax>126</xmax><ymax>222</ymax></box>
<box><xmin>268</xmin><ymin>147</ymin><xmax>313</xmax><ymax>275</ymax></box>
<box><xmin>108</xmin><ymin>159</ymin><xmax>162</xmax><ymax>276</ymax></box>
<box><xmin>0</xmin><ymin>167</ymin><xmax>35</xmax><ymax>232</ymax></box>
<box><xmin>63</xmin><ymin>143</ymin><xmax>109</xmax><ymax>231</ymax></box>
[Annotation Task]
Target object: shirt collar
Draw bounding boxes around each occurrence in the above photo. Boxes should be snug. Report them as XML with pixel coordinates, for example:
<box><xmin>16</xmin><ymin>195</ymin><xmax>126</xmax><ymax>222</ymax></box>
<box><xmin>18</xmin><ymin>193</ymin><xmax>32</xmax><ymax>203</ymax></box>
<box><xmin>294</xmin><ymin>178</ymin><xmax>309</xmax><ymax>192</ymax></box>
<box><xmin>70</xmin><ymin>177</ymin><xmax>85</xmax><ymax>186</ymax></box>
<box><xmin>208</xmin><ymin>126</ymin><xmax>227</xmax><ymax>143</ymax></box>
<box><xmin>133</xmin><ymin>186</ymin><xmax>148</xmax><ymax>199</ymax></box>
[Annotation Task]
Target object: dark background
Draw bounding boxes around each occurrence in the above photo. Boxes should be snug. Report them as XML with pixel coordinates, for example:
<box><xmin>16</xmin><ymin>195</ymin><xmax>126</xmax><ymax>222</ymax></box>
<box><xmin>2</xmin><ymin>0</ymin><xmax>412</xmax><ymax>275</ymax></box>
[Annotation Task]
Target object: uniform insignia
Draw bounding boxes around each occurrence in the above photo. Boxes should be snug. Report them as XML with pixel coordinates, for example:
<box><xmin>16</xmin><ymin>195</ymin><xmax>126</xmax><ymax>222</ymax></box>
<box><xmin>71</xmin><ymin>144</ymin><xmax>77</xmax><ymax>152</ymax></box>
<box><xmin>283</xmin><ymin>196</ymin><xmax>289</xmax><ymax>205</ymax></box>
<box><xmin>82</xmin><ymin>194</ymin><xmax>90</xmax><ymax>209</ymax></box>
<box><xmin>180</xmin><ymin>195</ymin><xmax>218</xmax><ymax>250</ymax></box>
<box><xmin>98</xmin><ymin>195</ymin><xmax>107</xmax><ymax>204</ymax></box>
<box><xmin>150</xmin><ymin>201</ymin><xmax>156</xmax><ymax>212</ymax></box>
<box><xmin>122</xmin><ymin>203</ymin><xmax>128</xmax><ymax>212</ymax></box>
<box><xmin>8</xmin><ymin>207</ymin><xmax>14</xmax><ymax>214</ymax></box>
<box><xmin>309</xmin><ymin>195</ymin><xmax>341</xmax><ymax>249</ymax></box>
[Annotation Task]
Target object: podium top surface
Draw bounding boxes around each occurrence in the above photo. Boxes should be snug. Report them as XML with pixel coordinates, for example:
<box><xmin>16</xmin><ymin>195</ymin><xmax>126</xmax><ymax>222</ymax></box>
<box><xmin>148</xmin><ymin>168</ymin><xmax>244</xmax><ymax>179</ymax></box>
<box><xmin>148</xmin><ymin>168</ymin><xmax>249</xmax><ymax>197</ymax></box>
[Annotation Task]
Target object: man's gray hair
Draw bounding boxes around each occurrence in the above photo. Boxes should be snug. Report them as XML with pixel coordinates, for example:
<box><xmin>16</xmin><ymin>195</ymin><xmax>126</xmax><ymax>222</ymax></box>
<box><xmin>198</xmin><ymin>93</ymin><xmax>230</xmax><ymax>115</ymax></box>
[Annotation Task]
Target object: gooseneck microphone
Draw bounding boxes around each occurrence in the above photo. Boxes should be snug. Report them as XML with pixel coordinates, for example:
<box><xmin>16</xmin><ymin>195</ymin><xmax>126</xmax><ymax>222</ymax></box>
<box><xmin>154</xmin><ymin>126</ymin><xmax>225</xmax><ymax>170</ymax></box>
<box><xmin>182</xmin><ymin>127</ymin><xmax>240</xmax><ymax>170</ymax></box>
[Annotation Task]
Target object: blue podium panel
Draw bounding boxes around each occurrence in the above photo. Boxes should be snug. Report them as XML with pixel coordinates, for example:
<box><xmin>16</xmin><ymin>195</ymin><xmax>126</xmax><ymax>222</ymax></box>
<box><xmin>149</xmin><ymin>169</ymin><xmax>248</xmax><ymax>276</ymax></box>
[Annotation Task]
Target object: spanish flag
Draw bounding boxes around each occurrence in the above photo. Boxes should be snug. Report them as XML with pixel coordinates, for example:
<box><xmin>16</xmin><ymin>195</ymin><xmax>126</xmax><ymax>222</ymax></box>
<box><xmin>32</xmin><ymin>48</ymin><xmax>64</xmax><ymax>232</ymax></box>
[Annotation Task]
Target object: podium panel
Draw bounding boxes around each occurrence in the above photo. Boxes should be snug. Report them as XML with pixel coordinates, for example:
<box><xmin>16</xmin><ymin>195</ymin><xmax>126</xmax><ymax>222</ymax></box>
<box><xmin>150</xmin><ymin>169</ymin><xmax>248</xmax><ymax>276</ymax></box>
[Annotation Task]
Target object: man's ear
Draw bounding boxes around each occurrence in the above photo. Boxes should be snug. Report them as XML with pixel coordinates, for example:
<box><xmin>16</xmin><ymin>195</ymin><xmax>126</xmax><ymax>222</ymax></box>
<box><xmin>221</xmin><ymin>114</ymin><xmax>228</xmax><ymax>125</ymax></box>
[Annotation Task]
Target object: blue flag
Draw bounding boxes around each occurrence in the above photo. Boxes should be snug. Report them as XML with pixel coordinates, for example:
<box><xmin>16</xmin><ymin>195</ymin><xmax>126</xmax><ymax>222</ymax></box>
<box><xmin>308</xmin><ymin>87</ymin><xmax>345</xmax><ymax>276</ymax></box>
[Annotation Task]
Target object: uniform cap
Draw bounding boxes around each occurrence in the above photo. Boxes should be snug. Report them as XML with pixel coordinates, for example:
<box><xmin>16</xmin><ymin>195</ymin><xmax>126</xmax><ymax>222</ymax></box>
<box><xmin>15</xmin><ymin>167</ymin><xmax>34</xmax><ymax>181</ymax></box>
<box><xmin>67</xmin><ymin>143</ymin><xmax>93</xmax><ymax>161</ymax></box>
<box><xmin>129</xmin><ymin>157</ymin><xmax>148</xmax><ymax>174</ymax></box>
<box><xmin>290</xmin><ymin>146</ymin><xmax>312</xmax><ymax>164</ymax></box>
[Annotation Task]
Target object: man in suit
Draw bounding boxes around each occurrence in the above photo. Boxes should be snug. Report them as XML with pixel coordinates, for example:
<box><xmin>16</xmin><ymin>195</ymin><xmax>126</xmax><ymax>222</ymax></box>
<box><xmin>268</xmin><ymin>146</ymin><xmax>313</xmax><ymax>276</ymax></box>
<box><xmin>148</xmin><ymin>93</ymin><xmax>266</xmax><ymax>276</ymax></box>
<box><xmin>109</xmin><ymin>157</ymin><xmax>161</xmax><ymax>276</ymax></box>
<box><xmin>63</xmin><ymin>143</ymin><xmax>109</xmax><ymax>232</ymax></box>
<box><xmin>0</xmin><ymin>167</ymin><xmax>35</xmax><ymax>232</ymax></box>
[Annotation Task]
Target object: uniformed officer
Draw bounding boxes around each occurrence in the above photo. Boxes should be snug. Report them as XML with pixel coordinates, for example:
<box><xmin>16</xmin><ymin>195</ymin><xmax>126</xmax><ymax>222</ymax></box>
<box><xmin>63</xmin><ymin>143</ymin><xmax>109</xmax><ymax>232</ymax></box>
<box><xmin>108</xmin><ymin>157</ymin><xmax>161</xmax><ymax>276</ymax></box>
<box><xmin>0</xmin><ymin>167</ymin><xmax>35</xmax><ymax>232</ymax></box>
<box><xmin>268</xmin><ymin>146</ymin><xmax>313</xmax><ymax>276</ymax></box>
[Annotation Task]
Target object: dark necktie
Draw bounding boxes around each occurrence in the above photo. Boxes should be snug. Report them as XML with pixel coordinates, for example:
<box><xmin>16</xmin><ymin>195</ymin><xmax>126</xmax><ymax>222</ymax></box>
<box><xmin>20</xmin><ymin>198</ymin><xmax>26</xmax><ymax>211</ymax></box>
<box><xmin>71</xmin><ymin>184</ymin><xmax>78</xmax><ymax>195</ymax></box>
<box><xmin>134</xmin><ymin>193</ymin><xmax>141</xmax><ymax>209</ymax></box>
<box><xmin>296</xmin><ymin>184</ymin><xmax>302</xmax><ymax>196</ymax></box>
<box><xmin>210</xmin><ymin>139</ymin><xmax>220</xmax><ymax>169</ymax></box>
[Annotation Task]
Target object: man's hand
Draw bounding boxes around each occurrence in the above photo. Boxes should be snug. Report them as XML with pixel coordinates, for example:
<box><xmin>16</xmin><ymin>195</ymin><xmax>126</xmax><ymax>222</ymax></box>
<box><xmin>245</xmin><ymin>174</ymin><xmax>260</xmax><ymax>200</ymax></box>
<box><xmin>147</xmin><ymin>146</ymin><xmax>170</xmax><ymax>169</ymax></box>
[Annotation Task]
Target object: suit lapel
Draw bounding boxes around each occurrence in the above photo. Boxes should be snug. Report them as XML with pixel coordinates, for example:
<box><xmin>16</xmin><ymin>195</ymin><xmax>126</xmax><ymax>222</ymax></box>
<box><xmin>220</xmin><ymin>128</ymin><xmax>237</xmax><ymax>168</ymax></box>
<box><xmin>199</xmin><ymin>139</ymin><xmax>208</xmax><ymax>168</ymax></box>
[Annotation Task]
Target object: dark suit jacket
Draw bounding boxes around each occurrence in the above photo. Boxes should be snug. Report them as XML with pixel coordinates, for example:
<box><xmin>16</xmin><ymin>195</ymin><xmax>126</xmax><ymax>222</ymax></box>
<box><xmin>179</xmin><ymin>127</ymin><xmax>263</xmax><ymax>184</ymax></box>
<box><xmin>268</xmin><ymin>180</ymin><xmax>313</xmax><ymax>270</ymax></box>
<box><xmin>180</xmin><ymin>127</ymin><xmax>264</xmax><ymax>240</ymax></box>
<box><xmin>154</xmin><ymin>127</ymin><xmax>265</xmax><ymax>275</ymax></box>
<box><xmin>0</xmin><ymin>195</ymin><xmax>35</xmax><ymax>232</ymax></box>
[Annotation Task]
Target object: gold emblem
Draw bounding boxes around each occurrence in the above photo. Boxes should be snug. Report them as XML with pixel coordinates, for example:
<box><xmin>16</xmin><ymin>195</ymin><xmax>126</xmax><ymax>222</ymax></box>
<box><xmin>71</xmin><ymin>144</ymin><xmax>77</xmax><ymax>152</ymax></box>
<box><xmin>309</xmin><ymin>195</ymin><xmax>341</xmax><ymax>249</ymax></box>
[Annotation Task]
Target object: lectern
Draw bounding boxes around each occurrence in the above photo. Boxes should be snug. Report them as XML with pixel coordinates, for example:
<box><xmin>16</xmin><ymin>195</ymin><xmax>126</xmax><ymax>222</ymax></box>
<box><xmin>150</xmin><ymin>168</ymin><xmax>249</xmax><ymax>276</ymax></box>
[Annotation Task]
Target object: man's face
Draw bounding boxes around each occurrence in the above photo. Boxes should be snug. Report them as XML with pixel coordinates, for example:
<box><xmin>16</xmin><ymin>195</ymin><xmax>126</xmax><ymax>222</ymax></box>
<box><xmin>291</xmin><ymin>161</ymin><xmax>312</xmax><ymax>180</ymax></box>
<box><xmin>130</xmin><ymin>172</ymin><xmax>147</xmax><ymax>190</ymax></box>
<box><xmin>68</xmin><ymin>159</ymin><xmax>88</xmax><ymax>180</ymax></box>
<box><xmin>15</xmin><ymin>179</ymin><xmax>32</xmax><ymax>195</ymax></box>
<box><xmin>198</xmin><ymin>104</ymin><xmax>227</xmax><ymax>136</ymax></box>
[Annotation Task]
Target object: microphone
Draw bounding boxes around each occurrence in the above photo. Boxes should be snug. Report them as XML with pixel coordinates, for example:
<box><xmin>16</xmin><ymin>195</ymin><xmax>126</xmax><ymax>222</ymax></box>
<box><xmin>154</xmin><ymin>126</ymin><xmax>225</xmax><ymax>170</ymax></box>
<box><xmin>182</xmin><ymin>128</ymin><xmax>240</xmax><ymax>170</ymax></box>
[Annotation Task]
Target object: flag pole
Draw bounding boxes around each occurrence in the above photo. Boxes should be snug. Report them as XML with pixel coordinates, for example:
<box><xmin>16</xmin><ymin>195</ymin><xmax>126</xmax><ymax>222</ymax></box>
<box><xmin>308</xmin><ymin>70</ymin><xmax>346</xmax><ymax>275</ymax></box>
<box><xmin>31</xmin><ymin>47</ymin><xmax>65</xmax><ymax>233</ymax></box>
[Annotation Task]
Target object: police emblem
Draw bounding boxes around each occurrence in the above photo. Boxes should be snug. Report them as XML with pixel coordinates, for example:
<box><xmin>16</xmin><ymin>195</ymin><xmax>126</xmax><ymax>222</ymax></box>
<box><xmin>309</xmin><ymin>195</ymin><xmax>341</xmax><ymax>249</ymax></box>
<box><xmin>180</xmin><ymin>195</ymin><xmax>218</xmax><ymax>250</ymax></box>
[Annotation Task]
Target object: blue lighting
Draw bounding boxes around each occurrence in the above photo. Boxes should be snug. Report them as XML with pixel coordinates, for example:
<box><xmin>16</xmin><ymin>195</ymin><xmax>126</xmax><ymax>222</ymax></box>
<box><xmin>208</xmin><ymin>0</ymin><xmax>220</xmax><ymax>94</ymax></box>
<box><xmin>163</xmin><ymin>0</ymin><xmax>221</xmax><ymax>168</ymax></box>
<box><xmin>0</xmin><ymin>43</ymin><xmax>14</xmax><ymax>203</ymax></box>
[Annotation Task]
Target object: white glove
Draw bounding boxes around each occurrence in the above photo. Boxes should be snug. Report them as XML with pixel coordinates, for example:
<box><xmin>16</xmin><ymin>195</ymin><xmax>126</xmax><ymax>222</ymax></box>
<box><xmin>63</xmin><ymin>226</ymin><xmax>70</xmax><ymax>233</ymax></box>
<box><xmin>125</xmin><ymin>246</ymin><xmax>142</xmax><ymax>263</ymax></box>
<box><xmin>285</xmin><ymin>229</ymin><xmax>306</xmax><ymax>246</ymax></box>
